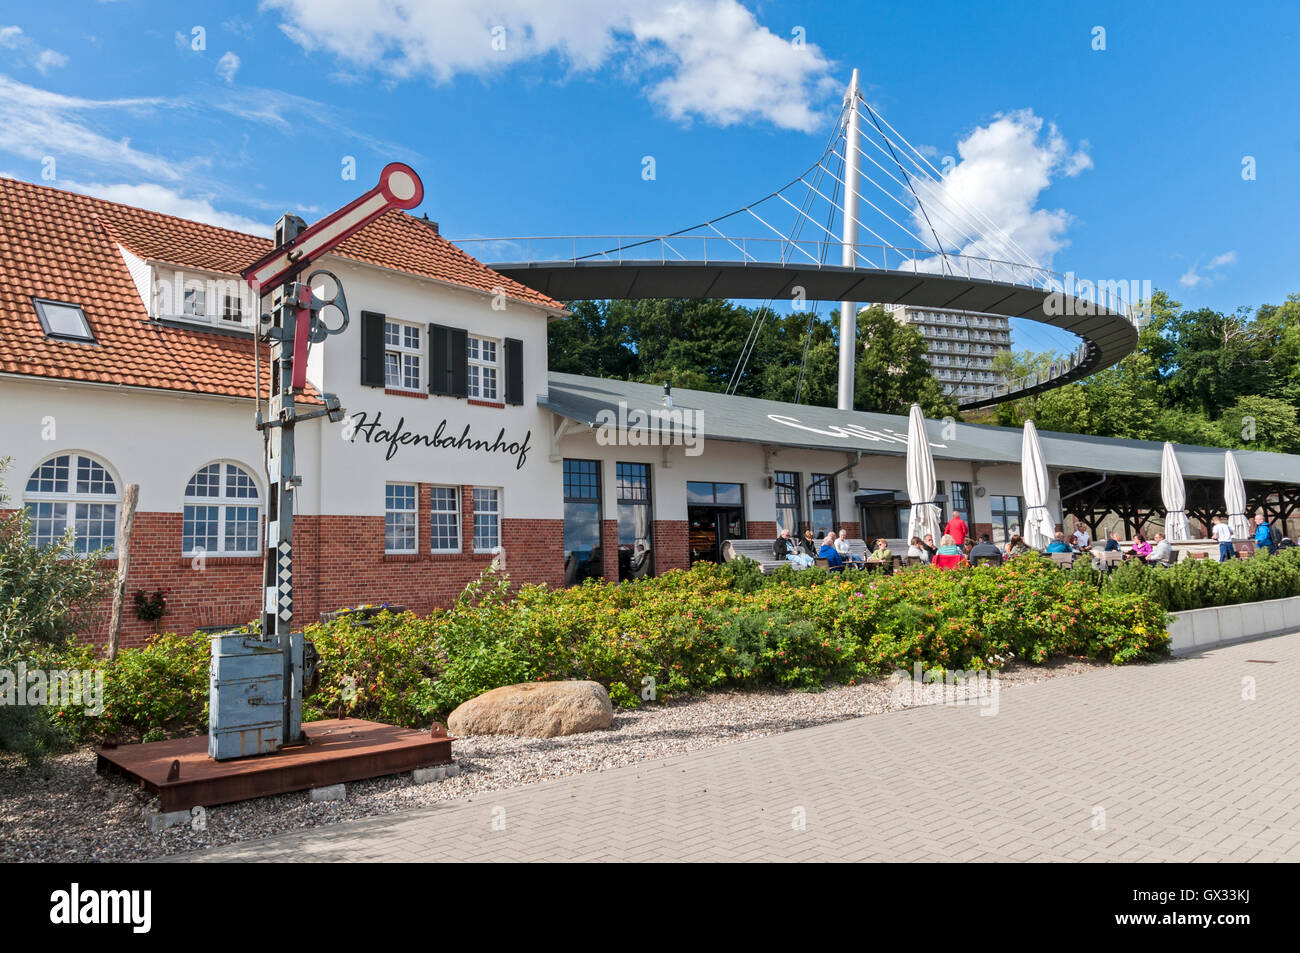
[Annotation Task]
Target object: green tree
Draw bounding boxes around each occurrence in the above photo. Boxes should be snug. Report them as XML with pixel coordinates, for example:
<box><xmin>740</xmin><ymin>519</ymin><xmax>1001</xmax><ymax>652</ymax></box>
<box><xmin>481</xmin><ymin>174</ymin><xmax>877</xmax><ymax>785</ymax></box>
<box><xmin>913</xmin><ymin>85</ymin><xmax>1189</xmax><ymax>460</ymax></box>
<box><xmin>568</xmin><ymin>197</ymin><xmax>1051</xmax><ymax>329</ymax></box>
<box><xmin>0</xmin><ymin>459</ymin><xmax>109</xmax><ymax>762</ymax></box>
<box><xmin>1219</xmin><ymin>395</ymin><xmax>1300</xmax><ymax>453</ymax></box>
<box><xmin>853</xmin><ymin>305</ymin><xmax>958</xmax><ymax>417</ymax></box>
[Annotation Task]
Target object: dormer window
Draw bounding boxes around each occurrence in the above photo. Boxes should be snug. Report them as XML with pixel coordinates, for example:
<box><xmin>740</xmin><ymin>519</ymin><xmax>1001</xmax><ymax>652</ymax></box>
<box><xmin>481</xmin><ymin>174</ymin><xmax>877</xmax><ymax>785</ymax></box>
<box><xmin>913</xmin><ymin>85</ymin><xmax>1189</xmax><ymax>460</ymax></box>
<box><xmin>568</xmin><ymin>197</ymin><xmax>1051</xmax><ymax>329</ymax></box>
<box><xmin>33</xmin><ymin>298</ymin><xmax>94</xmax><ymax>343</ymax></box>
<box><xmin>183</xmin><ymin>286</ymin><xmax>206</xmax><ymax>318</ymax></box>
<box><xmin>221</xmin><ymin>292</ymin><xmax>243</xmax><ymax>326</ymax></box>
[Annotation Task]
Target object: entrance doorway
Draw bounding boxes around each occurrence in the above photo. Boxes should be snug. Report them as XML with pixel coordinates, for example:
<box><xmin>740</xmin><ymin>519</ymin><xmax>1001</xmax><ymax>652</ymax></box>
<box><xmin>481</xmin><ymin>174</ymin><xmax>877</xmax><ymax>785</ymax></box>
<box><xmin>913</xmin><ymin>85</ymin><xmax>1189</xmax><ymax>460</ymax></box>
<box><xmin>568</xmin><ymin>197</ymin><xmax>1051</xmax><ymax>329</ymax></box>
<box><xmin>688</xmin><ymin>506</ymin><xmax>745</xmax><ymax>564</ymax></box>
<box><xmin>855</xmin><ymin>489</ymin><xmax>914</xmax><ymax>542</ymax></box>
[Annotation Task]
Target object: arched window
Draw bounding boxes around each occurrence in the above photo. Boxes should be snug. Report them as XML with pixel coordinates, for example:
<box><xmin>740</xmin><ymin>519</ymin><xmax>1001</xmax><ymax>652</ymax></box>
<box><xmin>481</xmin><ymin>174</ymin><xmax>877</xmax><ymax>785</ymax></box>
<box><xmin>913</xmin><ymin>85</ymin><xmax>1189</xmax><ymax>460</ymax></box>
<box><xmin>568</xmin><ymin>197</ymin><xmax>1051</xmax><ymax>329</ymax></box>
<box><xmin>183</xmin><ymin>462</ymin><xmax>261</xmax><ymax>556</ymax></box>
<box><xmin>24</xmin><ymin>452</ymin><xmax>119</xmax><ymax>553</ymax></box>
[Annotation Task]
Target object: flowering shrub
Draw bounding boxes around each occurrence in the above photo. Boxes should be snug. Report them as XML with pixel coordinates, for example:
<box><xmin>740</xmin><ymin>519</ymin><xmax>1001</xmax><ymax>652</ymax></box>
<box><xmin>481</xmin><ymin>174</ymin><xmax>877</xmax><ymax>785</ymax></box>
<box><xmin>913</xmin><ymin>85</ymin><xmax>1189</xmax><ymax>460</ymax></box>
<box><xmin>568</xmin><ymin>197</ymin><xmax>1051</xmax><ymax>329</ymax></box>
<box><xmin>39</xmin><ymin>552</ymin><xmax>1173</xmax><ymax>742</ymax></box>
<box><xmin>48</xmin><ymin>632</ymin><xmax>208</xmax><ymax>743</ymax></box>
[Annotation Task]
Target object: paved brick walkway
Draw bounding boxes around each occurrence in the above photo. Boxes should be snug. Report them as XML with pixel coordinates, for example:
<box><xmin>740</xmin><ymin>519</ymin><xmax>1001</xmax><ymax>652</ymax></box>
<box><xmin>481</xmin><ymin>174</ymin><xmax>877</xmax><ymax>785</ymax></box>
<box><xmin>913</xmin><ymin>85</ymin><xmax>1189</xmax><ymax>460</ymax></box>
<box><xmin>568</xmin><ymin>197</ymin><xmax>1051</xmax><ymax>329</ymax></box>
<box><xmin>182</xmin><ymin>633</ymin><xmax>1300</xmax><ymax>862</ymax></box>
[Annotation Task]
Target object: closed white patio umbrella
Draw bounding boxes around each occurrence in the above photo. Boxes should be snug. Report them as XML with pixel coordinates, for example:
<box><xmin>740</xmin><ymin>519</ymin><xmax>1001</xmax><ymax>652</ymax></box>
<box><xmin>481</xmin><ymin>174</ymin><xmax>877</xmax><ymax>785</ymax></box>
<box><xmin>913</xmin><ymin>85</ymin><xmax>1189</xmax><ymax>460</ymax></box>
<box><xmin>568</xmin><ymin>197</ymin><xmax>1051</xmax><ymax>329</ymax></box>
<box><xmin>1225</xmin><ymin>451</ymin><xmax>1251</xmax><ymax>538</ymax></box>
<box><xmin>1161</xmin><ymin>442</ymin><xmax>1192</xmax><ymax>541</ymax></box>
<box><xmin>1021</xmin><ymin>419</ymin><xmax>1057</xmax><ymax>549</ymax></box>
<box><xmin>905</xmin><ymin>403</ymin><xmax>941</xmax><ymax>544</ymax></box>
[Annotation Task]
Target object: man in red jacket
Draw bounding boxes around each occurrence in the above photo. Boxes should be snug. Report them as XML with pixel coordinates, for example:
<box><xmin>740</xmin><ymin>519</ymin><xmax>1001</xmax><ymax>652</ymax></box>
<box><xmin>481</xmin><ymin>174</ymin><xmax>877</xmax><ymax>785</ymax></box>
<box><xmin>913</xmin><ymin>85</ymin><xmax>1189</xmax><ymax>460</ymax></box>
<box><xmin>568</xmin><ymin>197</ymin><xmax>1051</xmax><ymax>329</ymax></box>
<box><xmin>944</xmin><ymin>511</ymin><xmax>969</xmax><ymax>547</ymax></box>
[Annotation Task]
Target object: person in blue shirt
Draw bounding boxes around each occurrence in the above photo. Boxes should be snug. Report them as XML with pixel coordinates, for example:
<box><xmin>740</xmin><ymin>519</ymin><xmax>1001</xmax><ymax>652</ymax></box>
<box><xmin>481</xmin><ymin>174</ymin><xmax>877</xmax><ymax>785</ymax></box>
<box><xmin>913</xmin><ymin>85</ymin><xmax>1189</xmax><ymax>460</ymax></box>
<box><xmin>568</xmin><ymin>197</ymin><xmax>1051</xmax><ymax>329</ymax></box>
<box><xmin>817</xmin><ymin>533</ymin><xmax>846</xmax><ymax>571</ymax></box>
<box><xmin>1045</xmin><ymin>532</ymin><xmax>1072</xmax><ymax>554</ymax></box>
<box><xmin>1254</xmin><ymin>514</ymin><xmax>1277</xmax><ymax>554</ymax></box>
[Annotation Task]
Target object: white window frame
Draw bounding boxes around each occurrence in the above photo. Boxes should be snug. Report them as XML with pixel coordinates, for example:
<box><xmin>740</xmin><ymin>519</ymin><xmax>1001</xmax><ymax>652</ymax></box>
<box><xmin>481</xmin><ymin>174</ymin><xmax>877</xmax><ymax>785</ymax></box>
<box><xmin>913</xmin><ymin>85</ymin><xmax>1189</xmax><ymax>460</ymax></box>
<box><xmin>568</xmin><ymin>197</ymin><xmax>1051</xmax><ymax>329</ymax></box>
<box><xmin>472</xmin><ymin>487</ymin><xmax>501</xmax><ymax>552</ymax></box>
<box><xmin>467</xmin><ymin>334</ymin><xmax>500</xmax><ymax>401</ymax></box>
<box><xmin>182</xmin><ymin>461</ymin><xmax>262</xmax><ymax>557</ymax></box>
<box><xmin>385</xmin><ymin>482</ymin><xmax>419</xmax><ymax>554</ymax></box>
<box><xmin>429</xmin><ymin>485</ymin><xmax>461</xmax><ymax>553</ymax></box>
<box><xmin>221</xmin><ymin>291</ymin><xmax>244</xmax><ymax>326</ymax></box>
<box><xmin>385</xmin><ymin>319</ymin><xmax>423</xmax><ymax>392</ymax></box>
<box><xmin>23</xmin><ymin>451</ymin><xmax>120</xmax><ymax>555</ymax></box>
<box><xmin>183</xmin><ymin>283</ymin><xmax>207</xmax><ymax>319</ymax></box>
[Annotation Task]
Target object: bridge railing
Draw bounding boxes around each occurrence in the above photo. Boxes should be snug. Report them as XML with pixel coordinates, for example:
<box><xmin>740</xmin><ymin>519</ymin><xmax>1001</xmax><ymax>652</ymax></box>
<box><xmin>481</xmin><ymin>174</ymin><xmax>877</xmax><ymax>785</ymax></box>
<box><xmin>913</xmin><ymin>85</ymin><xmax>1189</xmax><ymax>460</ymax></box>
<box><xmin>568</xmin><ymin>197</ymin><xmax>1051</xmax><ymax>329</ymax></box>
<box><xmin>958</xmin><ymin>340</ymin><xmax>1094</xmax><ymax>407</ymax></box>
<box><xmin>454</xmin><ymin>234</ymin><xmax>1143</xmax><ymax>322</ymax></box>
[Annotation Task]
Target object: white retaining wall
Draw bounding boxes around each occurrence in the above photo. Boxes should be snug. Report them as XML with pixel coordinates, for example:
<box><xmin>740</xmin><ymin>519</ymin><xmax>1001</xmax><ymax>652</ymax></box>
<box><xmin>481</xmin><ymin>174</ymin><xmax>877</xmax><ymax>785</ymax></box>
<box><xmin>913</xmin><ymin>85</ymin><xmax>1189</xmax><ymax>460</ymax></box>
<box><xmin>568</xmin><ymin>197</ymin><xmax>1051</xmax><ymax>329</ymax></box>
<box><xmin>1167</xmin><ymin>595</ymin><xmax>1300</xmax><ymax>655</ymax></box>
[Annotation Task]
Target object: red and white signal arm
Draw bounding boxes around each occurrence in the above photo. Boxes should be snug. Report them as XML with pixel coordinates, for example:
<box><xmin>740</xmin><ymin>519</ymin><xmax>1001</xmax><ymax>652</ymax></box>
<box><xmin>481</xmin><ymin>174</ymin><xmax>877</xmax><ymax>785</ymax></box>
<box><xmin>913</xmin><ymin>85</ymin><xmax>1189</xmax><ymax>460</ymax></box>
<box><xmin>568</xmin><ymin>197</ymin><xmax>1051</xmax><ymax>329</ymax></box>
<box><xmin>241</xmin><ymin>162</ymin><xmax>424</xmax><ymax>291</ymax></box>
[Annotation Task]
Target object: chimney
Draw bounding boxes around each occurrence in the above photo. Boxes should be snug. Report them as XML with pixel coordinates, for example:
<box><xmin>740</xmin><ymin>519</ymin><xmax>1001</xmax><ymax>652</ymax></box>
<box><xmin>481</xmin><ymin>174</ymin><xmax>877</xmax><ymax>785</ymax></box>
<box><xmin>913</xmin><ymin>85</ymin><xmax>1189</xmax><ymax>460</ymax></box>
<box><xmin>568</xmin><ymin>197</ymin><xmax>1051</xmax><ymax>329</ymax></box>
<box><xmin>663</xmin><ymin>381</ymin><xmax>673</xmax><ymax>408</ymax></box>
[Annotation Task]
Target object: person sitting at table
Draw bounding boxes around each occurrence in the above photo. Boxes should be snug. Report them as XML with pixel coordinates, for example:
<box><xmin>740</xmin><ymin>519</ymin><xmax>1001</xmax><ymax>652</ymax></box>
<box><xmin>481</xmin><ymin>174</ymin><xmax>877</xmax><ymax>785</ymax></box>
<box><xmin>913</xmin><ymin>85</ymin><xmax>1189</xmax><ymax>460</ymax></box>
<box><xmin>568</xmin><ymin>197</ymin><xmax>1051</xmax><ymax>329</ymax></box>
<box><xmin>817</xmin><ymin>532</ymin><xmax>846</xmax><ymax>571</ymax></box>
<box><xmin>872</xmin><ymin>537</ymin><xmax>892</xmax><ymax>562</ymax></box>
<box><xmin>1004</xmin><ymin>534</ymin><xmax>1028</xmax><ymax>558</ymax></box>
<box><xmin>932</xmin><ymin>534</ymin><xmax>967</xmax><ymax>569</ymax></box>
<box><xmin>1127</xmin><ymin>532</ymin><xmax>1152</xmax><ymax>561</ymax></box>
<box><xmin>1103</xmin><ymin>531</ymin><xmax>1122</xmax><ymax>552</ymax></box>
<box><xmin>1045</xmin><ymin>532</ymin><xmax>1072</xmax><ymax>554</ymax></box>
<box><xmin>835</xmin><ymin>528</ymin><xmax>865</xmax><ymax>565</ymax></box>
<box><xmin>968</xmin><ymin>533</ymin><xmax>1003</xmax><ymax>566</ymax></box>
<box><xmin>1071</xmin><ymin>521</ymin><xmax>1092</xmax><ymax>550</ymax></box>
<box><xmin>921</xmin><ymin>533</ymin><xmax>938</xmax><ymax>562</ymax></box>
<box><xmin>907</xmin><ymin>536</ymin><xmax>928</xmax><ymax>563</ymax></box>
<box><xmin>773</xmin><ymin>528</ymin><xmax>813</xmax><ymax>569</ymax></box>
<box><xmin>799</xmin><ymin>529</ymin><xmax>818</xmax><ymax>558</ymax></box>
<box><xmin>1146</xmin><ymin>531</ymin><xmax>1174</xmax><ymax>567</ymax></box>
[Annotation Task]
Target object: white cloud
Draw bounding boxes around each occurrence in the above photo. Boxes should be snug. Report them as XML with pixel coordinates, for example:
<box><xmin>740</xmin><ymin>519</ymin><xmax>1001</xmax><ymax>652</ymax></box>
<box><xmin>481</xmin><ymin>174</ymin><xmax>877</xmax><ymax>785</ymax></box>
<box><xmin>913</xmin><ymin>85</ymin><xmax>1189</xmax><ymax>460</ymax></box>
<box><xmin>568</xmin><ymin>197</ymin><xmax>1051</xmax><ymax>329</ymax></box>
<box><xmin>216</xmin><ymin>51</ymin><xmax>240</xmax><ymax>83</ymax></box>
<box><xmin>1179</xmin><ymin>250</ymin><xmax>1237</xmax><ymax>288</ymax></box>
<box><xmin>34</xmin><ymin>49</ymin><xmax>68</xmax><ymax>73</ymax></box>
<box><xmin>65</xmin><ymin>179</ymin><xmax>273</xmax><ymax>236</ymax></box>
<box><xmin>905</xmin><ymin>109</ymin><xmax>1092</xmax><ymax>270</ymax></box>
<box><xmin>0</xmin><ymin>25</ymin><xmax>68</xmax><ymax>73</ymax></box>
<box><xmin>263</xmin><ymin>0</ymin><xmax>836</xmax><ymax>131</ymax></box>
<box><xmin>0</xmin><ymin>74</ymin><xmax>183</xmax><ymax>180</ymax></box>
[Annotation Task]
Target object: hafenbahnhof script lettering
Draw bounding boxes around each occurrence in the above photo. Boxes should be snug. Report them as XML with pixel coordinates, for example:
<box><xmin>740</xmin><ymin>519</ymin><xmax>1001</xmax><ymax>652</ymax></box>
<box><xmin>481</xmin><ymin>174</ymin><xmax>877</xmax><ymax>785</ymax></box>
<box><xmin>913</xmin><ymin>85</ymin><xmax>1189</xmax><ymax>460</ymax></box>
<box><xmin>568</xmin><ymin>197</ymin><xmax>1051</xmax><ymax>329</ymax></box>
<box><xmin>347</xmin><ymin>411</ymin><xmax>532</xmax><ymax>468</ymax></box>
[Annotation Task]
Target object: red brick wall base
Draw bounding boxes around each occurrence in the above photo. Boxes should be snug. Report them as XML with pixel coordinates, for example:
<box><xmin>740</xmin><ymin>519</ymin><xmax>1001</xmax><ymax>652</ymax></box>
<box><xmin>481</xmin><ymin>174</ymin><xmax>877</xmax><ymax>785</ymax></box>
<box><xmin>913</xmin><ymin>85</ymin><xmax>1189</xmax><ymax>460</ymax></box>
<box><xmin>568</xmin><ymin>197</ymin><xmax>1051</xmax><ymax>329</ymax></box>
<box><xmin>55</xmin><ymin>509</ymin><xmax>565</xmax><ymax>651</ymax></box>
<box><xmin>653</xmin><ymin>519</ymin><xmax>689</xmax><ymax>572</ymax></box>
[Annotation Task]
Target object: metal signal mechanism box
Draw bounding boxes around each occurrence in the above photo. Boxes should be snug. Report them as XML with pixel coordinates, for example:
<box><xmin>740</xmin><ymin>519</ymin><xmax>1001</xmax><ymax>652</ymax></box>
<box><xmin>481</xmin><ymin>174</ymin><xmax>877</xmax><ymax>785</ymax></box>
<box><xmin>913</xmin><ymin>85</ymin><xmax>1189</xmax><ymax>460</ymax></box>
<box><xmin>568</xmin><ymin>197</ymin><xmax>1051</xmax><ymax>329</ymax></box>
<box><xmin>208</xmin><ymin>631</ymin><xmax>305</xmax><ymax>760</ymax></box>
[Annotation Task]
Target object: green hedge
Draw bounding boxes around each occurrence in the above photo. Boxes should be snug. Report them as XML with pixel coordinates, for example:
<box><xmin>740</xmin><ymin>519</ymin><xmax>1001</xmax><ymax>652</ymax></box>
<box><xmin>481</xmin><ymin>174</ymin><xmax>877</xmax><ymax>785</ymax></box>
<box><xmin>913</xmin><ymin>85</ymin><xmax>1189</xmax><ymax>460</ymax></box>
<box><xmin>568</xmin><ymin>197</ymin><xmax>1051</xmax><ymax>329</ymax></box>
<box><xmin>1070</xmin><ymin>547</ymin><xmax>1300</xmax><ymax>611</ymax></box>
<box><xmin>40</xmin><ymin>554</ymin><xmax>1169</xmax><ymax>742</ymax></box>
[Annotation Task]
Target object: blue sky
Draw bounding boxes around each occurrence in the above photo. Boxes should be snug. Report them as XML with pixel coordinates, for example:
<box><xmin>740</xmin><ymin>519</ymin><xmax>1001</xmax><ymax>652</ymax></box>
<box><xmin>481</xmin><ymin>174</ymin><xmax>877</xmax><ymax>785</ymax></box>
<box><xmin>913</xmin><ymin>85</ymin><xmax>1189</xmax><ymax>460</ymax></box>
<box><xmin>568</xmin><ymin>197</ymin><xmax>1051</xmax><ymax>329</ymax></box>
<box><xmin>2</xmin><ymin>0</ymin><xmax>1297</xmax><ymax>356</ymax></box>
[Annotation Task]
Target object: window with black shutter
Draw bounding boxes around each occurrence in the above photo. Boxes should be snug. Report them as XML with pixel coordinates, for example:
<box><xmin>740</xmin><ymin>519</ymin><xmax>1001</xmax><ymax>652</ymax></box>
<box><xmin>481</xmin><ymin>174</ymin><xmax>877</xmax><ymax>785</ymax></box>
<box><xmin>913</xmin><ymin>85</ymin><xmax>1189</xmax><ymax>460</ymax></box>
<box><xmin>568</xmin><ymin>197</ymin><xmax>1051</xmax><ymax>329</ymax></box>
<box><xmin>504</xmin><ymin>337</ymin><xmax>523</xmax><ymax>405</ymax></box>
<box><xmin>428</xmin><ymin>323</ymin><xmax>468</xmax><ymax>397</ymax></box>
<box><xmin>359</xmin><ymin>311</ymin><xmax>386</xmax><ymax>387</ymax></box>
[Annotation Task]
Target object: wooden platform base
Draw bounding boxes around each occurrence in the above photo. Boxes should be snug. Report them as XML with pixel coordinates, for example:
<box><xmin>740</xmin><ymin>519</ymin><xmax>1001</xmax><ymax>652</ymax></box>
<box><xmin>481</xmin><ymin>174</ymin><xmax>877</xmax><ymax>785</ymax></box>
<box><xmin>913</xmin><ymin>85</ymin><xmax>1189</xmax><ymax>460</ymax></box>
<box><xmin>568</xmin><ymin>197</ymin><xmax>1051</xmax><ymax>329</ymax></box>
<box><xmin>96</xmin><ymin>719</ymin><xmax>454</xmax><ymax>812</ymax></box>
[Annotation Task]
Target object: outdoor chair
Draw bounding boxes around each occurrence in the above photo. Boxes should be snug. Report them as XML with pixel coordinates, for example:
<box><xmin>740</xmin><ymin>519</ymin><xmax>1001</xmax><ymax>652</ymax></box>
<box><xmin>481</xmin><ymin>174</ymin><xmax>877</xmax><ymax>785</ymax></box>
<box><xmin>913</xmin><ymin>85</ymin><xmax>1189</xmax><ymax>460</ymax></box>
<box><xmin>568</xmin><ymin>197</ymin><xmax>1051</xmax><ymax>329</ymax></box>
<box><xmin>1049</xmin><ymin>552</ymin><xmax>1076</xmax><ymax>569</ymax></box>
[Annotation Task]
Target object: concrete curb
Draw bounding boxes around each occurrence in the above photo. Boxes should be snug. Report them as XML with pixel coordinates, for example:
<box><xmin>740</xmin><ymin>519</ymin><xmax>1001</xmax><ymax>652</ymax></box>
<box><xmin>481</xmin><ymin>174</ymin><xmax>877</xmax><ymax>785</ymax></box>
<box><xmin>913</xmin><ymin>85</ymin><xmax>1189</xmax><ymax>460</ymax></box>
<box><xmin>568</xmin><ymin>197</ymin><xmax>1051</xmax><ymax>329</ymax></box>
<box><xmin>1168</xmin><ymin>595</ymin><xmax>1300</xmax><ymax>655</ymax></box>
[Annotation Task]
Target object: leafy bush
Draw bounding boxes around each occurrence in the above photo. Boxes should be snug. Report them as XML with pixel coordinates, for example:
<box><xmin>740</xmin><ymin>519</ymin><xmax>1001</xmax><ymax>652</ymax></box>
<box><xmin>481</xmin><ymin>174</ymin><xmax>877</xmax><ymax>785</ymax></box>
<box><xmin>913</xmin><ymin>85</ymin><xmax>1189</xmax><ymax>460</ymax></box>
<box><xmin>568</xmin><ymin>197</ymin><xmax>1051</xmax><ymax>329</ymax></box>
<box><xmin>0</xmin><ymin>459</ymin><xmax>109</xmax><ymax>762</ymax></box>
<box><xmin>1102</xmin><ymin>548</ymin><xmax>1300</xmax><ymax>611</ymax></box>
<box><xmin>24</xmin><ymin>552</ymin><xmax>1187</xmax><ymax>744</ymax></box>
<box><xmin>45</xmin><ymin>632</ymin><xmax>208</xmax><ymax>744</ymax></box>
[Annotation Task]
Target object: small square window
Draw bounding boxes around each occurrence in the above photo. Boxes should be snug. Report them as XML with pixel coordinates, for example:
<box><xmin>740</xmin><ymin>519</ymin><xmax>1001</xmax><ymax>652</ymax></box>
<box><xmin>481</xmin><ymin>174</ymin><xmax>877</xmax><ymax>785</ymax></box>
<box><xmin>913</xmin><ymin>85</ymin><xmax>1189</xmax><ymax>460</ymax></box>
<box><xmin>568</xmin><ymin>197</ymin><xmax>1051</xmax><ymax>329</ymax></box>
<box><xmin>183</xmin><ymin>287</ymin><xmax>206</xmax><ymax>317</ymax></box>
<box><xmin>34</xmin><ymin>299</ymin><xmax>94</xmax><ymax>342</ymax></box>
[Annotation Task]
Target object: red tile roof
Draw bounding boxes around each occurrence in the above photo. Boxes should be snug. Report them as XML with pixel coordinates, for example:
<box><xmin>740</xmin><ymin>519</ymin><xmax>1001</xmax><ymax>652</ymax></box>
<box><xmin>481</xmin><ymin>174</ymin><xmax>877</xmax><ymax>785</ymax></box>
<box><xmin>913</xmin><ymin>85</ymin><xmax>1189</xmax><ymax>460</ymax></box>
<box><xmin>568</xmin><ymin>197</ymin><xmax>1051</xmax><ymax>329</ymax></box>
<box><xmin>0</xmin><ymin>176</ymin><xmax>563</xmax><ymax>401</ymax></box>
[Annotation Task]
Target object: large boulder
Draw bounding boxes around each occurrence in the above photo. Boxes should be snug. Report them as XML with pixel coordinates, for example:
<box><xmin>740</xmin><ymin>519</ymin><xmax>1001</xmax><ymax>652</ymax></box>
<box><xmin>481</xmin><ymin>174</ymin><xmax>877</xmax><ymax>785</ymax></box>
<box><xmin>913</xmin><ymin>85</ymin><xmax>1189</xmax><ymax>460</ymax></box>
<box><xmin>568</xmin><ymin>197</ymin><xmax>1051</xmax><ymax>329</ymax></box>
<box><xmin>447</xmin><ymin>680</ymin><xmax>613</xmax><ymax>738</ymax></box>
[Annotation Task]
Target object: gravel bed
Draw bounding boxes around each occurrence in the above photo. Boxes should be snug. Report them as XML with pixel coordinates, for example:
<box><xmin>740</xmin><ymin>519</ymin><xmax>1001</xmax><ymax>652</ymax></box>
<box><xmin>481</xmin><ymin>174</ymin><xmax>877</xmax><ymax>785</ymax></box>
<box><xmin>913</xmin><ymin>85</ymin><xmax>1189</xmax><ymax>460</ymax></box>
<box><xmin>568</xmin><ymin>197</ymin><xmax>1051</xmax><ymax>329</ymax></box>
<box><xmin>0</xmin><ymin>657</ymin><xmax>1115</xmax><ymax>862</ymax></box>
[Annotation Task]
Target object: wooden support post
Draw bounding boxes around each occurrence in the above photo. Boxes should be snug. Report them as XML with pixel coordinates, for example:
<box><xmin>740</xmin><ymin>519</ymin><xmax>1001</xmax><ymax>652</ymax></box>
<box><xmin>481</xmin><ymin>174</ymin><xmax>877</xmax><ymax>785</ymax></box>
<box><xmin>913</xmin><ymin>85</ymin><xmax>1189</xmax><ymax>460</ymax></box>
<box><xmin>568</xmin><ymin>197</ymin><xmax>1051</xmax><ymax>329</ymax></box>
<box><xmin>106</xmin><ymin>483</ymin><xmax>139</xmax><ymax>661</ymax></box>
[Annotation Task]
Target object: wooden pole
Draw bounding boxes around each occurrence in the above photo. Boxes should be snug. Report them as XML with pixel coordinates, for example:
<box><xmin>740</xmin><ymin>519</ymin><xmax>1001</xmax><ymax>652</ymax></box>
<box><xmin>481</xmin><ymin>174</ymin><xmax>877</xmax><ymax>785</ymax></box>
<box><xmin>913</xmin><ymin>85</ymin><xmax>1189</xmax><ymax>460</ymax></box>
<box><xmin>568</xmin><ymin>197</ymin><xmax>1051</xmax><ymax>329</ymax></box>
<box><xmin>106</xmin><ymin>483</ymin><xmax>139</xmax><ymax>661</ymax></box>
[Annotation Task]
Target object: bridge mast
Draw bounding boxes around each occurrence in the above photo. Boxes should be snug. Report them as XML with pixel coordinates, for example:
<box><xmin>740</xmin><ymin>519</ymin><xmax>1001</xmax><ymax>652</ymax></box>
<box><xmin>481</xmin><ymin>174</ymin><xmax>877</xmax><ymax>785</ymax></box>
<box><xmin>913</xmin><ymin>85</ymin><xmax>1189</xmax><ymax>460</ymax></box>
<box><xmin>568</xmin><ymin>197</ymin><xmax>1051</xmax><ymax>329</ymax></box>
<box><xmin>837</xmin><ymin>69</ymin><xmax>862</xmax><ymax>411</ymax></box>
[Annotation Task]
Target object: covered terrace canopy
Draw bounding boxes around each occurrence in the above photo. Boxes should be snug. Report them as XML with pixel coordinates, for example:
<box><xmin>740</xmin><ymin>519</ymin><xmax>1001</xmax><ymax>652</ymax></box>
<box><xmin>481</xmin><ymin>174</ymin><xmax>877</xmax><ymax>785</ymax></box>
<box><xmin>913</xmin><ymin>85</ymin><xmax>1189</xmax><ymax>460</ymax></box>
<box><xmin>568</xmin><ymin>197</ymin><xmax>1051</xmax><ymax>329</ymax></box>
<box><xmin>543</xmin><ymin>372</ymin><xmax>1300</xmax><ymax>535</ymax></box>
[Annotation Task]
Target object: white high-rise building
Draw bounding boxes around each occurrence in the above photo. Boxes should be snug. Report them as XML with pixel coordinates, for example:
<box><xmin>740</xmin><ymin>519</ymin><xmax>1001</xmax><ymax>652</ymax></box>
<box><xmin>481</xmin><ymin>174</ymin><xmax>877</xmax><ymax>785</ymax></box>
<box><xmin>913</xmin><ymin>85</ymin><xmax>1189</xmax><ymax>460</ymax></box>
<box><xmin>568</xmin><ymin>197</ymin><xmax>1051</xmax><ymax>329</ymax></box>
<box><xmin>881</xmin><ymin>304</ymin><xmax>1012</xmax><ymax>400</ymax></box>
